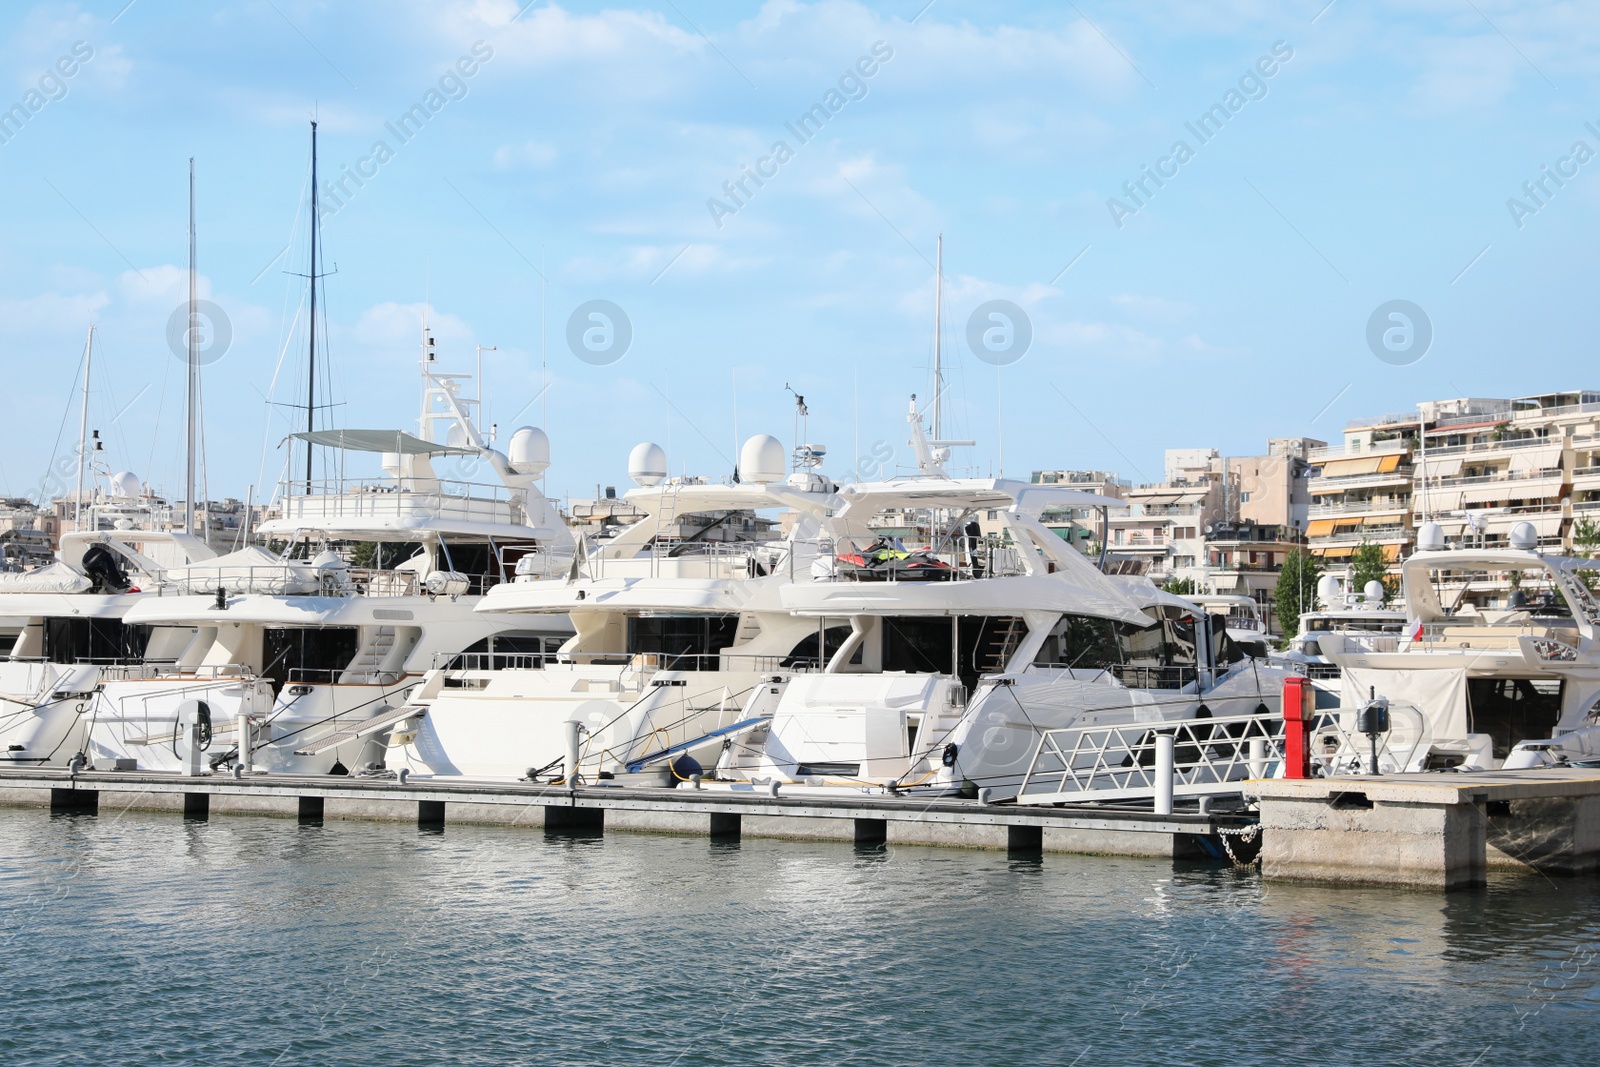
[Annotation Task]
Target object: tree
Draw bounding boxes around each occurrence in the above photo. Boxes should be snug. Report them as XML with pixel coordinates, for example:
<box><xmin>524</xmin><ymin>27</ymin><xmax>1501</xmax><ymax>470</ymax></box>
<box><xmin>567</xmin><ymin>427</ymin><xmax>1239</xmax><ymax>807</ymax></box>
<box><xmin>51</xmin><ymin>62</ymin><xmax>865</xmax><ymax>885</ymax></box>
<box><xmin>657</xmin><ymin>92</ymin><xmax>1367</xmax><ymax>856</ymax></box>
<box><xmin>1275</xmin><ymin>548</ymin><xmax>1323</xmax><ymax>640</ymax></box>
<box><xmin>1163</xmin><ymin>576</ymin><xmax>1198</xmax><ymax>596</ymax></box>
<box><xmin>1348</xmin><ymin>540</ymin><xmax>1394</xmax><ymax>602</ymax></box>
<box><xmin>1574</xmin><ymin>517</ymin><xmax>1600</xmax><ymax>592</ymax></box>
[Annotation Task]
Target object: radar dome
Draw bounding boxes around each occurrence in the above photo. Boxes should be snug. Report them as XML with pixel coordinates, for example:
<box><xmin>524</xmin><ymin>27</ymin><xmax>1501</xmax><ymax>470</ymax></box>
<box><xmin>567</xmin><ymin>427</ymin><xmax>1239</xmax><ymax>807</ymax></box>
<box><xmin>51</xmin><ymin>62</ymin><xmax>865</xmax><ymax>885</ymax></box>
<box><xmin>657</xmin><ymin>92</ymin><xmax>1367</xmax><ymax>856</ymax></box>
<box><xmin>740</xmin><ymin>434</ymin><xmax>785</xmax><ymax>485</ymax></box>
<box><xmin>1362</xmin><ymin>580</ymin><xmax>1387</xmax><ymax>604</ymax></box>
<box><xmin>508</xmin><ymin>426</ymin><xmax>550</xmax><ymax>476</ymax></box>
<box><xmin>1416</xmin><ymin>521</ymin><xmax>1446</xmax><ymax>552</ymax></box>
<box><xmin>380</xmin><ymin>452</ymin><xmax>402</xmax><ymax>479</ymax></box>
<box><xmin>628</xmin><ymin>442</ymin><xmax>667</xmax><ymax>487</ymax></box>
<box><xmin>445</xmin><ymin>424</ymin><xmax>470</xmax><ymax>450</ymax></box>
<box><xmin>1315</xmin><ymin>574</ymin><xmax>1342</xmax><ymax>608</ymax></box>
<box><xmin>109</xmin><ymin>471</ymin><xmax>141</xmax><ymax>499</ymax></box>
<box><xmin>1509</xmin><ymin>521</ymin><xmax>1539</xmax><ymax>551</ymax></box>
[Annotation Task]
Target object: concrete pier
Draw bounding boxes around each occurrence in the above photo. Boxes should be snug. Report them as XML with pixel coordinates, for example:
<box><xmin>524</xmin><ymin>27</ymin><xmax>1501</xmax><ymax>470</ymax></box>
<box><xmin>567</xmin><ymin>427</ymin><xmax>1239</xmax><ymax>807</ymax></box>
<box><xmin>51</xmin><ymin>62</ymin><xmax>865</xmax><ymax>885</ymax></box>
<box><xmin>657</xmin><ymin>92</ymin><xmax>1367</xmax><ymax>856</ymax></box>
<box><xmin>1255</xmin><ymin>767</ymin><xmax>1600</xmax><ymax>890</ymax></box>
<box><xmin>0</xmin><ymin>769</ymin><xmax>1239</xmax><ymax>860</ymax></box>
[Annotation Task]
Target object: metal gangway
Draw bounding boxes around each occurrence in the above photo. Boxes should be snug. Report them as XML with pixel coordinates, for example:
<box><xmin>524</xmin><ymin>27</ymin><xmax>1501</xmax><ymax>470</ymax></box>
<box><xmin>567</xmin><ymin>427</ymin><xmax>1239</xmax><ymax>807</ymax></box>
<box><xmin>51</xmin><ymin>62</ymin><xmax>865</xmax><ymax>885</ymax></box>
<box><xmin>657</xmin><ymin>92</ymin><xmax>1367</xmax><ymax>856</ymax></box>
<box><xmin>1013</xmin><ymin>709</ymin><xmax>1425</xmax><ymax>808</ymax></box>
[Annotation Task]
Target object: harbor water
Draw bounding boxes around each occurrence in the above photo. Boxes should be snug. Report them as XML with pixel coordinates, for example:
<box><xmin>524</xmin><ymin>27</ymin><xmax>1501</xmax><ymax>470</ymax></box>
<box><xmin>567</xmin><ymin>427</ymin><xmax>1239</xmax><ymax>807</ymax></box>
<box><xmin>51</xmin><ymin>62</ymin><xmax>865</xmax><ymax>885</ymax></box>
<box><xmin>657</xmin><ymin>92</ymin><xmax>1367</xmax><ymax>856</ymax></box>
<box><xmin>1</xmin><ymin>807</ymin><xmax>1596</xmax><ymax>1066</ymax></box>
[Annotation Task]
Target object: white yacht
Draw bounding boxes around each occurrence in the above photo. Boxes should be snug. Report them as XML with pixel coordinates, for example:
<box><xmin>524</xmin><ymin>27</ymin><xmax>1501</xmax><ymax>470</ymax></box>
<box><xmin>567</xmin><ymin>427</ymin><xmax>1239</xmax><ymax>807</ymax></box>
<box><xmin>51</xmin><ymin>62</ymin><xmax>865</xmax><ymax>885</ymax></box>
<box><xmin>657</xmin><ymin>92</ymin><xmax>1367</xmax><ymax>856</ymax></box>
<box><xmin>79</xmin><ymin>358</ymin><xmax>575</xmax><ymax>775</ymax></box>
<box><xmin>715</xmin><ymin>402</ymin><xmax>1290</xmax><ymax>799</ymax></box>
<box><xmin>1313</xmin><ymin>521</ymin><xmax>1600</xmax><ymax>772</ymax></box>
<box><xmin>385</xmin><ymin>432</ymin><xmax>837</xmax><ymax>781</ymax></box>
<box><xmin>0</xmin><ymin>490</ymin><xmax>216</xmax><ymax>767</ymax></box>
<box><xmin>1275</xmin><ymin>575</ymin><xmax>1407</xmax><ymax>680</ymax></box>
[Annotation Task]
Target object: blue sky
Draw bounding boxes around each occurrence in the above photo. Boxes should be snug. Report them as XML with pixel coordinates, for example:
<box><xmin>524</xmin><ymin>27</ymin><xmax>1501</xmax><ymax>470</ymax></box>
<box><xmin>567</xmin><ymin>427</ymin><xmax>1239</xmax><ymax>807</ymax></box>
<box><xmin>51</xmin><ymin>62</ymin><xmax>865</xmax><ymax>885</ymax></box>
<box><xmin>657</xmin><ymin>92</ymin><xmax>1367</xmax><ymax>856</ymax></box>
<box><xmin>1</xmin><ymin>0</ymin><xmax>1596</xmax><ymax>505</ymax></box>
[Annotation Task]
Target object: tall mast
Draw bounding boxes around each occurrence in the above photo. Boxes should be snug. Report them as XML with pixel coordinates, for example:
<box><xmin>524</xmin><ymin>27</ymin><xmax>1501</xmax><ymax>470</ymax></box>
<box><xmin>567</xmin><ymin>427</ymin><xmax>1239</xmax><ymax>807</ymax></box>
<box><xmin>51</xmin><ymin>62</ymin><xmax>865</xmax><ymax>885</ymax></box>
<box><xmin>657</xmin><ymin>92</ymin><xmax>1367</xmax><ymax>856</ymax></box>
<box><xmin>185</xmin><ymin>158</ymin><xmax>198</xmax><ymax>535</ymax></box>
<box><xmin>931</xmin><ymin>233</ymin><xmax>943</xmax><ymax>441</ymax></box>
<box><xmin>75</xmin><ymin>324</ymin><xmax>94</xmax><ymax>530</ymax></box>
<box><xmin>306</xmin><ymin>120</ymin><xmax>319</xmax><ymax>494</ymax></box>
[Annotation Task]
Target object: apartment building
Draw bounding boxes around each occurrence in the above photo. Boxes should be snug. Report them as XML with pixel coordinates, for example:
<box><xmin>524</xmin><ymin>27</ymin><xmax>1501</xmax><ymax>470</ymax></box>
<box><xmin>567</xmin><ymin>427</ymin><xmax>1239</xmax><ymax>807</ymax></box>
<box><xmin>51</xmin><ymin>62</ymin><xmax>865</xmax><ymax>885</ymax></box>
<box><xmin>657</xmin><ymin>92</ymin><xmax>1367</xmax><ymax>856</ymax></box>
<box><xmin>1305</xmin><ymin>414</ymin><xmax>1418</xmax><ymax>568</ymax></box>
<box><xmin>1414</xmin><ymin>391</ymin><xmax>1600</xmax><ymax>550</ymax></box>
<box><xmin>1201</xmin><ymin>438</ymin><xmax>1320</xmax><ymax>616</ymax></box>
<box><xmin>1310</xmin><ymin>391</ymin><xmax>1600</xmax><ymax>567</ymax></box>
<box><xmin>1032</xmin><ymin>469</ymin><xmax>1128</xmax><ymax>555</ymax></box>
<box><xmin>1105</xmin><ymin>449</ymin><xmax>1224</xmax><ymax>580</ymax></box>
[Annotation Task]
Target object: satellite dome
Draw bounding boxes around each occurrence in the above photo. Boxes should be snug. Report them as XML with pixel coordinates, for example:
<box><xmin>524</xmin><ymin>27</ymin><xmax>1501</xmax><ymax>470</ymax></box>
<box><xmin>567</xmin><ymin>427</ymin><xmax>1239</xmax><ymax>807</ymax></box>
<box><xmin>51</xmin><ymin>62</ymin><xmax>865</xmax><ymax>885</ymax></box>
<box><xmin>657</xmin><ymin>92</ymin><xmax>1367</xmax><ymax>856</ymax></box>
<box><xmin>445</xmin><ymin>424</ymin><xmax>470</xmax><ymax>450</ymax></box>
<box><xmin>628</xmin><ymin>442</ymin><xmax>667</xmax><ymax>487</ymax></box>
<box><xmin>379</xmin><ymin>452</ymin><xmax>402</xmax><ymax>479</ymax></box>
<box><xmin>109</xmin><ymin>471</ymin><xmax>141</xmax><ymax>499</ymax></box>
<box><xmin>739</xmin><ymin>434</ymin><xmax>785</xmax><ymax>485</ymax></box>
<box><xmin>1315</xmin><ymin>574</ymin><xmax>1342</xmax><ymax>608</ymax></box>
<box><xmin>1509</xmin><ymin>521</ymin><xmax>1539</xmax><ymax>551</ymax></box>
<box><xmin>1362</xmin><ymin>580</ymin><xmax>1387</xmax><ymax>603</ymax></box>
<box><xmin>508</xmin><ymin>426</ymin><xmax>550</xmax><ymax>476</ymax></box>
<box><xmin>1417</xmin><ymin>521</ymin><xmax>1446</xmax><ymax>552</ymax></box>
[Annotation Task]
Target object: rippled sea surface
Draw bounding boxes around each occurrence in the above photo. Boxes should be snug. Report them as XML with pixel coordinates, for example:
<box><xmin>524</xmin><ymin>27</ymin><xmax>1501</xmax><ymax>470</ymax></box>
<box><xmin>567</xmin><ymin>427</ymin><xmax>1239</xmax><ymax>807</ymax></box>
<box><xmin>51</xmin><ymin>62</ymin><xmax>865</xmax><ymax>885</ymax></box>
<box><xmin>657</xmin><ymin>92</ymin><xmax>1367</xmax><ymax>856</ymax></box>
<box><xmin>1</xmin><ymin>807</ymin><xmax>1597</xmax><ymax>1066</ymax></box>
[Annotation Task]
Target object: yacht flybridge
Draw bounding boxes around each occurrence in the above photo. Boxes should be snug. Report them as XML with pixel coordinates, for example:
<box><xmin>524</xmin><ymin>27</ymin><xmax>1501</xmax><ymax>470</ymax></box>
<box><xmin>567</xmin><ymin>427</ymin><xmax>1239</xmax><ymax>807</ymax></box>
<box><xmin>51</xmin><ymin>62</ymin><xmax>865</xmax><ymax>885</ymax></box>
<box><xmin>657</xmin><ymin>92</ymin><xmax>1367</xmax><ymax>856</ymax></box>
<box><xmin>1313</xmin><ymin>521</ymin><xmax>1600</xmax><ymax>773</ymax></box>
<box><xmin>78</xmin><ymin>356</ymin><xmax>575</xmax><ymax>775</ymax></box>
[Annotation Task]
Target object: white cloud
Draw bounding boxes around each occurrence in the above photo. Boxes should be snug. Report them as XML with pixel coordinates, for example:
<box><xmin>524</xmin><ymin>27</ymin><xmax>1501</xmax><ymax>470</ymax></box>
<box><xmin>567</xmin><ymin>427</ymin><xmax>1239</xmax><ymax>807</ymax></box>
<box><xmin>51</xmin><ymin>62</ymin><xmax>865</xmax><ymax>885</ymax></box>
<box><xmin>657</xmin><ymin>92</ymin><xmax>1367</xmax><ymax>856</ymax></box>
<box><xmin>492</xmin><ymin>138</ymin><xmax>559</xmax><ymax>170</ymax></box>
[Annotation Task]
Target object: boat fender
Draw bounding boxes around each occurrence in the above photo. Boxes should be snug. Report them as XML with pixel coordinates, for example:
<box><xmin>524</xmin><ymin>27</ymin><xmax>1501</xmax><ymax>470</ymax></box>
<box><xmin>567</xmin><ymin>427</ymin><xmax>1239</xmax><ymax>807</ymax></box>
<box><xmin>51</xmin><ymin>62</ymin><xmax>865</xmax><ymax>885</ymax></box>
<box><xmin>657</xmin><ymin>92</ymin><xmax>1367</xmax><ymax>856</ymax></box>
<box><xmin>941</xmin><ymin>742</ymin><xmax>959</xmax><ymax>767</ymax></box>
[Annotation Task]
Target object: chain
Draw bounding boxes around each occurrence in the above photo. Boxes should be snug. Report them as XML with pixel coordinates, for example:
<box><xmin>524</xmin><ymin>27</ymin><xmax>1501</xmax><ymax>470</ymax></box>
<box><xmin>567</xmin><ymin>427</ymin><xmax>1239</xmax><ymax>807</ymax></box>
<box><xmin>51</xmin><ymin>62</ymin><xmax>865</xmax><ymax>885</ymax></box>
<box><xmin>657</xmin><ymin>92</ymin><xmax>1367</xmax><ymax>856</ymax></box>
<box><xmin>1215</xmin><ymin>823</ymin><xmax>1260</xmax><ymax>868</ymax></box>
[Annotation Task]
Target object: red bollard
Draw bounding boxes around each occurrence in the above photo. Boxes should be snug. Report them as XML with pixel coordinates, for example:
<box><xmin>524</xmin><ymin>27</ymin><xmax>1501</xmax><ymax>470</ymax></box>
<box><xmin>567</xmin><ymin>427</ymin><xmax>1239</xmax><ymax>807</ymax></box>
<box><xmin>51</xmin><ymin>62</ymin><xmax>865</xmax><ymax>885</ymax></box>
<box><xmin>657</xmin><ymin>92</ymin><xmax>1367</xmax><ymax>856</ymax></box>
<box><xmin>1281</xmin><ymin>676</ymin><xmax>1315</xmax><ymax>779</ymax></box>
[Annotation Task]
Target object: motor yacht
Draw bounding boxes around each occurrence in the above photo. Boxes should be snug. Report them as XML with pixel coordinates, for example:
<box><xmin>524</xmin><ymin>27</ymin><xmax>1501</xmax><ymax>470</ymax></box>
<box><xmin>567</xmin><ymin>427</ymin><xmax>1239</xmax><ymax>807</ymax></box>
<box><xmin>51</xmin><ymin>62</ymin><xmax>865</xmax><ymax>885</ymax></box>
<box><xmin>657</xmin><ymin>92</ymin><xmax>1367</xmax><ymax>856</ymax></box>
<box><xmin>384</xmin><ymin>432</ymin><xmax>838</xmax><ymax>781</ymax></box>
<box><xmin>714</xmin><ymin>402</ymin><xmax>1289</xmax><ymax>800</ymax></box>
<box><xmin>78</xmin><ymin>358</ymin><xmax>575</xmax><ymax>775</ymax></box>
<box><xmin>1313</xmin><ymin>521</ymin><xmax>1600</xmax><ymax>772</ymax></box>
<box><xmin>0</xmin><ymin>489</ymin><xmax>216</xmax><ymax>767</ymax></box>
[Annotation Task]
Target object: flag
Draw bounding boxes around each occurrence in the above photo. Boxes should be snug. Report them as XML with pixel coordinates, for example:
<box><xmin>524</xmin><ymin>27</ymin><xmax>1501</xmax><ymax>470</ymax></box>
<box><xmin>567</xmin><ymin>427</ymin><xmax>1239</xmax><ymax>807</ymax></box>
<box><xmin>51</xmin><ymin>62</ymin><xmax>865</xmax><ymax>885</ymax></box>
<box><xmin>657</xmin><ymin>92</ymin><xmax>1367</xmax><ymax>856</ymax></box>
<box><xmin>1407</xmin><ymin>616</ymin><xmax>1425</xmax><ymax>643</ymax></box>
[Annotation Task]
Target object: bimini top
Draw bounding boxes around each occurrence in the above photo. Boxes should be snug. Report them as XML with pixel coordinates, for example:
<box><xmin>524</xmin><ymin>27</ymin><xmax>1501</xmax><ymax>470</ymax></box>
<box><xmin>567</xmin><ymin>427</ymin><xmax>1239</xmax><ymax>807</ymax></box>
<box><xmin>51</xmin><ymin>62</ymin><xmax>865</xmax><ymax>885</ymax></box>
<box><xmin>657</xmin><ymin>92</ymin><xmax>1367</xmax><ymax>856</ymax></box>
<box><xmin>287</xmin><ymin>429</ymin><xmax>476</xmax><ymax>455</ymax></box>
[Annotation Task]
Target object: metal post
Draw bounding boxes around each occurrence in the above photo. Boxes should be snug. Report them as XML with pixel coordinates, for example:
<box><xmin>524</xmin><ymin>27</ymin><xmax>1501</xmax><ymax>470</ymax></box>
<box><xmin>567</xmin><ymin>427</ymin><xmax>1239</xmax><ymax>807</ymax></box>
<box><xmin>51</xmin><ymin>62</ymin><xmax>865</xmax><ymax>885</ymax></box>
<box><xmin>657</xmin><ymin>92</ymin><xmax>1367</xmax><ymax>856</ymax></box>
<box><xmin>184</xmin><ymin>718</ymin><xmax>204</xmax><ymax>777</ymax></box>
<box><xmin>1248</xmin><ymin>736</ymin><xmax>1266</xmax><ymax>780</ymax></box>
<box><xmin>237</xmin><ymin>712</ymin><xmax>252</xmax><ymax>774</ymax></box>
<box><xmin>1153</xmin><ymin>733</ymin><xmax>1175</xmax><ymax>815</ymax></box>
<box><xmin>563</xmin><ymin>719</ymin><xmax>583</xmax><ymax>785</ymax></box>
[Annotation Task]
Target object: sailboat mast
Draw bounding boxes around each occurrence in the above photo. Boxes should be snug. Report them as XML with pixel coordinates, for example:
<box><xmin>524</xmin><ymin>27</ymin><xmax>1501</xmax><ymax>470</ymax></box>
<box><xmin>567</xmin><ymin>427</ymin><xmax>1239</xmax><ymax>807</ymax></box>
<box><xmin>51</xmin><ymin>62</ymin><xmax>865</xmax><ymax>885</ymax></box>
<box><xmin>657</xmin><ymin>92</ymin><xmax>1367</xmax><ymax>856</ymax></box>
<box><xmin>185</xmin><ymin>158</ymin><xmax>198</xmax><ymax>535</ymax></box>
<box><xmin>932</xmin><ymin>233</ymin><xmax>943</xmax><ymax>441</ymax></box>
<box><xmin>75</xmin><ymin>324</ymin><xmax>94</xmax><ymax>530</ymax></box>
<box><xmin>306</xmin><ymin>120</ymin><xmax>319</xmax><ymax>494</ymax></box>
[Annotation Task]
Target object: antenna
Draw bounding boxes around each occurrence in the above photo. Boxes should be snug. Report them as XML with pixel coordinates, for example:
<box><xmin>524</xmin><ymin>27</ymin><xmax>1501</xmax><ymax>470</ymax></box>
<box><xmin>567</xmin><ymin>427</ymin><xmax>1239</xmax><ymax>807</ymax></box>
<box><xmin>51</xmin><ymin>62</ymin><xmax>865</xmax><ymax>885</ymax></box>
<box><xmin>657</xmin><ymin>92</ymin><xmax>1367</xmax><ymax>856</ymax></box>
<box><xmin>186</xmin><ymin>157</ymin><xmax>199</xmax><ymax>534</ymax></box>
<box><xmin>75</xmin><ymin>324</ymin><xmax>94</xmax><ymax>529</ymax></box>
<box><xmin>305</xmin><ymin>121</ymin><xmax>319</xmax><ymax>494</ymax></box>
<box><xmin>476</xmin><ymin>344</ymin><xmax>497</xmax><ymax>432</ymax></box>
<box><xmin>932</xmin><ymin>233</ymin><xmax>943</xmax><ymax>441</ymax></box>
<box><xmin>785</xmin><ymin>384</ymin><xmax>808</xmax><ymax>470</ymax></box>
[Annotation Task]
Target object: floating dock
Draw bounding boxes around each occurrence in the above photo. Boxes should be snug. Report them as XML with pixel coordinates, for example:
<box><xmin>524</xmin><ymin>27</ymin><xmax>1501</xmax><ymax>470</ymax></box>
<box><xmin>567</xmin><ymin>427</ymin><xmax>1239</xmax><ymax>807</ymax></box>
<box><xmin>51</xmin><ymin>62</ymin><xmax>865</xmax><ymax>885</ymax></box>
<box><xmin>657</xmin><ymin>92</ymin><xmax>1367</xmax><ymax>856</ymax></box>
<box><xmin>0</xmin><ymin>769</ymin><xmax>1251</xmax><ymax>861</ymax></box>
<box><xmin>1255</xmin><ymin>767</ymin><xmax>1600</xmax><ymax>889</ymax></box>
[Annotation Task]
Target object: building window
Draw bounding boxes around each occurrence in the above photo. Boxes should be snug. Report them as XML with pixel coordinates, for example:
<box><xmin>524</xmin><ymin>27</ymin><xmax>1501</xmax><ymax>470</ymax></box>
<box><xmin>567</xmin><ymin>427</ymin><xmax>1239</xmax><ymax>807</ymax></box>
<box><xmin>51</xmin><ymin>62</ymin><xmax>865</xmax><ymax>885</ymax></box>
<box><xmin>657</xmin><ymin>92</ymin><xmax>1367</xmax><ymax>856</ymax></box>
<box><xmin>1240</xmin><ymin>491</ymin><xmax>1251</xmax><ymax>502</ymax></box>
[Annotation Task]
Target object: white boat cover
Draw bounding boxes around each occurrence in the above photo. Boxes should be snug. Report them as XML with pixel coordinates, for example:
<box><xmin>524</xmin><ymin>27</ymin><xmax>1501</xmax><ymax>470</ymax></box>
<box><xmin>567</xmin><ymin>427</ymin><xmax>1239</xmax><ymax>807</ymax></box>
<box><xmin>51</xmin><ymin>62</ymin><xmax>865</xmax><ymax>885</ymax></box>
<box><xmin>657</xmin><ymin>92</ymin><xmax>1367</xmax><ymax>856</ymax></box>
<box><xmin>164</xmin><ymin>546</ymin><xmax>323</xmax><ymax>595</ymax></box>
<box><xmin>1342</xmin><ymin>665</ymin><xmax>1468</xmax><ymax>741</ymax></box>
<box><xmin>0</xmin><ymin>562</ymin><xmax>93</xmax><ymax>594</ymax></box>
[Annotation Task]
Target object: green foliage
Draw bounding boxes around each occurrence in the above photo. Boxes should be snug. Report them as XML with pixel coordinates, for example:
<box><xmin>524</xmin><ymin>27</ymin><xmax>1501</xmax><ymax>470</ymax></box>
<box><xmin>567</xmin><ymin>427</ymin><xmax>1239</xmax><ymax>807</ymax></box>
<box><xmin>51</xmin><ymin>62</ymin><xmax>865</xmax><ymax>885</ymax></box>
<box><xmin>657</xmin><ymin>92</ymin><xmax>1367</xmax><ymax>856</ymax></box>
<box><xmin>1575</xmin><ymin>517</ymin><xmax>1600</xmax><ymax>592</ymax></box>
<box><xmin>1275</xmin><ymin>548</ymin><xmax>1323</xmax><ymax>638</ymax></box>
<box><xmin>348</xmin><ymin>541</ymin><xmax>378</xmax><ymax>569</ymax></box>
<box><xmin>1163</xmin><ymin>576</ymin><xmax>1198</xmax><ymax>596</ymax></box>
<box><xmin>1574</xmin><ymin>517</ymin><xmax>1600</xmax><ymax>554</ymax></box>
<box><xmin>1348</xmin><ymin>540</ymin><xmax>1394</xmax><ymax>602</ymax></box>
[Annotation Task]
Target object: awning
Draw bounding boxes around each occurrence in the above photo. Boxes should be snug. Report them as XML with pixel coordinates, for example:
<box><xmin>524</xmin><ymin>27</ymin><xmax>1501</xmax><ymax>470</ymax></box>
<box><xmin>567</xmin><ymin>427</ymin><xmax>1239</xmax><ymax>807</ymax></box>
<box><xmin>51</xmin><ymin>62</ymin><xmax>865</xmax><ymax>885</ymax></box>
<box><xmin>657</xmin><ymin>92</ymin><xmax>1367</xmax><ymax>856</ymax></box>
<box><xmin>1306</xmin><ymin>518</ymin><xmax>1336</xmax><ymax>538</ymax></box>
<box><xmin>1419</xmin><ymin>455</ymin><xmax>1463</xmax><ymax>479</ymax></box>
<box><xmin>287</xmin><ymin>429</ymin><xmax>476</xmax><ymax>456</ymax></box>
<box><xmin>1486</xmin><ymin>513</ymin><xmax>1564</xmax><ymax>536</ymax></box>
<box><xmin>1320</xmin><ymin>454</ymin><xmax>1402</xmax><ymax>477</ymax></box>
<box><xmin>1509</xmin><ymin>446</ymin><xmax>1563</xmax><ymax>473</ymax></box>
<box><xmin>1363</xmin><ymin>513</ymin><xmax>1404</xmax><ymax>526</ymax></box>
<box><xmin>1315</xmin><ymin>546</ymin><xmax>1355</xmax><ymax>559</ymax></box>
<box><xmin>1382</xmin><ymin>543</ymin><xmax>1401</xmax><ymax>561</ymax></box>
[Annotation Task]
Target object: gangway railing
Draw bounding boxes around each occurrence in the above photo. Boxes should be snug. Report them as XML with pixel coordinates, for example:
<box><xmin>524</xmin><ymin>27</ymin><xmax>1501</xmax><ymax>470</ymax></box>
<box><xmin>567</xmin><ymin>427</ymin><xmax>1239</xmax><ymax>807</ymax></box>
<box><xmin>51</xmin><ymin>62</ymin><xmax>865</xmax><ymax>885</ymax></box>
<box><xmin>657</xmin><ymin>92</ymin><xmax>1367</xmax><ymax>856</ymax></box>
<box><xmin>1015</xmin><ymin>706</ymin><xmax>1429</xmax><ymax>805</ymax></box>
<box><xmin>1015</xmin><ymin>712</ymin><xmax>1287</xmax><ymax>806</ymax></box>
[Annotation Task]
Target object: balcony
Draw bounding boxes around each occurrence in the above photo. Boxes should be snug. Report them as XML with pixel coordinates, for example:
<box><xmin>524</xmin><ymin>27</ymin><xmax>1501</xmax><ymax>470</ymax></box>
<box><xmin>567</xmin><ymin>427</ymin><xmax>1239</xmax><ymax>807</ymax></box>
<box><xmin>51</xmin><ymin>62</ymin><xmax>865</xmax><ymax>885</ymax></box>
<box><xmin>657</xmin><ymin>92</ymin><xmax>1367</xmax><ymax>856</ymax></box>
<box><xmin>1306</xmin><ymin>500</ymin><xmax>1411</xmax><ymax>518</ymax></box>
<box><xmin>1306</xmin><ymin>438</ymin><xmax>1409</xmax><ymax>463</ymax></box>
